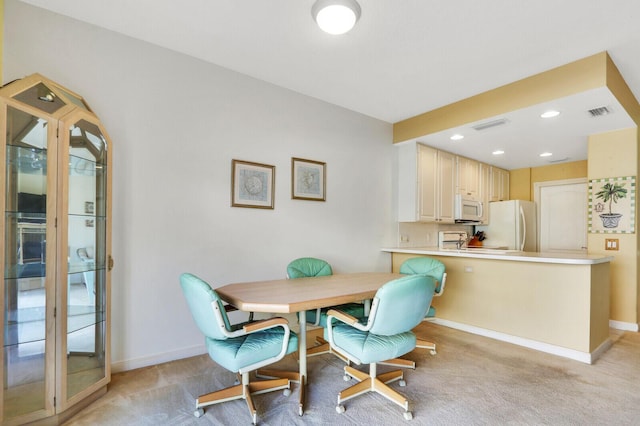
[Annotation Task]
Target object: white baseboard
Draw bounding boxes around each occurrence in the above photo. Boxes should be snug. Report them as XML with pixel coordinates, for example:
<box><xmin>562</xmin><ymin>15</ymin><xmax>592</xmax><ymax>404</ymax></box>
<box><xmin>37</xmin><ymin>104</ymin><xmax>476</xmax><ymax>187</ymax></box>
<box><xmin>589</xmin><ymin>338</ymin><xmax>613</xmax><ymax>363</ymax></box>
<box><xmin>432</xmin><ymin>318</ymin><xmax>609</xmax><ymax>364</ymax></box>
<box><xmin>111</xmin><ymin>344</ymin><xmax>206</xmax><ymax>374</ymax></box>
<box><xmin>609</xmin><ymin>319</ymin><xmax>639</xmax><ymax>332</ymax></box>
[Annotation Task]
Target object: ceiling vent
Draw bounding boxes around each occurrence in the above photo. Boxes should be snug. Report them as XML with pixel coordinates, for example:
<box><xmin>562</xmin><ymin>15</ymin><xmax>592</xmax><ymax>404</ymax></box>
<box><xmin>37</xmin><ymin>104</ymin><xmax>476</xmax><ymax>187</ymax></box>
<box><xmin>587</xmin><ymin>106</ymin><xmax>612</xmax><ymax>117</ymax></box>
<box><xmin>472</xmin><ymin>118</ymin><xmax>509</xmax><ymax>131</ymax></box>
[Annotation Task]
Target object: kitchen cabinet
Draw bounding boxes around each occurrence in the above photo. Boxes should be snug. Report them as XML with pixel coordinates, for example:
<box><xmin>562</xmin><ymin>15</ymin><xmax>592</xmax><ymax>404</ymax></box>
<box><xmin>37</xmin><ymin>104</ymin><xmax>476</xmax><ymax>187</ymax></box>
<box><xmin>397</xmin><ymin>142</ymin><xmax>455</xmax><ymax>223</ymax></box>
<box><xmin>490</xmin><ymin>166</ymin><xmax>510</xmax><ymax>202</ymax></box>
<box><xmin>456</xmin><ymin>156</ymin><xmax>480</xmax><ymax>198</ymax></box>
<box><xmin>479</xmin><ymin>163</ymin><xmax>490</xmax><ymax>224</ymax></box>
<box><xmin>432</xmin><ymin>149</ymin><xmax>456</xmax><ymax>222</ymax></box>
<box><xmin>1</xmin><ymin>74</ymin><xmax>112</xmax><ymax>425</ymax></box>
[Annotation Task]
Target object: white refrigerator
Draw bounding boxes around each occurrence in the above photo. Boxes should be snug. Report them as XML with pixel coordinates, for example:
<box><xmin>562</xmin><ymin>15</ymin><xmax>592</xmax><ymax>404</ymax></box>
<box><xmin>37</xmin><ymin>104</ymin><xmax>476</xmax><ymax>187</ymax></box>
<box><xmin>477</xmin><ymin>200</ymin><xmax>537</xmax><ymax>251</ymax></box>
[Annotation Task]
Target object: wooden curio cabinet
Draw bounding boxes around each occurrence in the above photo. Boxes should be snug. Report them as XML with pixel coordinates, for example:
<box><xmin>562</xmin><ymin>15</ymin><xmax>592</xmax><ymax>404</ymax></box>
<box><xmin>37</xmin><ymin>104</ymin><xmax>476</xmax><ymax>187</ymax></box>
<box><xmin>1</xmin><ymin>74</ymin><xmax>112</xmax><ymax>424</ymax></box>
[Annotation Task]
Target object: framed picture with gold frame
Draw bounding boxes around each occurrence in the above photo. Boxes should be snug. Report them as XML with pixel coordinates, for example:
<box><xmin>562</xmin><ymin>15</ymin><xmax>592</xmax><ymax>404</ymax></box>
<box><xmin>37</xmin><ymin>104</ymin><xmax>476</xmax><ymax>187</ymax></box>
<box><xmin>231</xmin><ymin>159</ymin><xmax>275</xmax><ymax>209</ymax></box>
<box><xmin>291</xmin><ymin>157</ymin><xmax>326</xmax><ymax>201</ymax></box>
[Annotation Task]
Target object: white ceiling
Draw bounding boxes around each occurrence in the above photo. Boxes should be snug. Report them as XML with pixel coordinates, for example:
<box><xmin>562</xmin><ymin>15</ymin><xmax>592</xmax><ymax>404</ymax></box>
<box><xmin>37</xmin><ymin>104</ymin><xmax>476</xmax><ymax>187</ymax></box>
<box><xmin>414</xmin><ymin>87</ymin><xmax>635</xmax><ymax>169</ymax></box>
<box><xmin>17</xmin><ymin>0</ymin><xmax>640</xmax><ymax>169</ymax></box>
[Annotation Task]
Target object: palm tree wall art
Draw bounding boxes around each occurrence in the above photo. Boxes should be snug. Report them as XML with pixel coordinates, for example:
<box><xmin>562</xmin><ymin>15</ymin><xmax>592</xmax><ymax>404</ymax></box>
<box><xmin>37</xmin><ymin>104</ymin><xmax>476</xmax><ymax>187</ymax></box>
<box><xmin>589</xmin><ymin>176</ymin><xmax>636</xmax><ymax>233</ymax></box>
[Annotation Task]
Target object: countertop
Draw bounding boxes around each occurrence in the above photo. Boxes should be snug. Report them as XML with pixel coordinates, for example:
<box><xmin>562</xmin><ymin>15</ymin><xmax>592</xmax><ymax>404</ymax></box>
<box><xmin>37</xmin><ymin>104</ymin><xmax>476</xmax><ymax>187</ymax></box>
<box><xmin>381</xmin><ymin>247</ymin><xmax>613</xmax><ymax>265</ymax></box>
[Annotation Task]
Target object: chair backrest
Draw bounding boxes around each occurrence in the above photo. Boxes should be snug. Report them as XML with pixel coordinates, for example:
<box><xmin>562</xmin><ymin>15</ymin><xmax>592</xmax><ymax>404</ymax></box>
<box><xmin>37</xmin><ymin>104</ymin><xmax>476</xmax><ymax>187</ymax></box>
<box><xmin>286</xmin><ymin>257</ymin><xmax>333</xmax><ymax>279</ymax></box>
<box><xmin>179</xmin><ymin>273</ymin><xmax>232</xmax><ymax>340</ymax></box>
<box><xmin>367</xmin><ymin>274</ymin><xmax>436</xmax><ymax>336</ymax></box>
<box><xmin>399</xmin><ymin>257</ymin><xmax>446</xmax><ymax>292</ymax></box>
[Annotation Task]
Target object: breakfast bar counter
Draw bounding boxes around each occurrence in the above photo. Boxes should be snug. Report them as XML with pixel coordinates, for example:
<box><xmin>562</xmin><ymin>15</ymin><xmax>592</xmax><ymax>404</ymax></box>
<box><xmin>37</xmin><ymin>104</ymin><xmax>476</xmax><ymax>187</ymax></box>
<box><xmin>383</xmin><ymin>247</ymin><xmax>613</xmax><ymax>264</ymax></box>
<box><xmin>382</xmin><ymin>247</ymin><xmax>614</xmax><ymax>364</ymax></box>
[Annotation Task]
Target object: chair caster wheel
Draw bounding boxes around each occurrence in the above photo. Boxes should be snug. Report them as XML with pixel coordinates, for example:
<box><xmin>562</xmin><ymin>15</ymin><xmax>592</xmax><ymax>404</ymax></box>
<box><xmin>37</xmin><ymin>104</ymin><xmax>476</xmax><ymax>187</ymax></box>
<box><xmin>430</xmin><ymin>350</ymin><xmax>437</xmax><ymax>356</ymax></box>
<box><xmin>283</xmin><ymin>388</ymin><xmax>291</xmax><ymax>397</ymax></box>
<box><xmin>399</xmin><ymin>379</ymin><xmax>406</xmax><ymax>387</ymax></box>
<box><xmin>343</xmin><ymin>375</ymin><xmax>350</xmax><ymax>381</ymax></box>
<box><xmin>336</xmin><ymin>404</ymin><xmax>346</xmax><ymax>414</ymax></box>
<box><xmin>404</xmin><ymin>411</ymin><xmax>413</xmax><ymax>420</ymax></box>
<box><xmin>194</xmin><ymin>408</ymin><xmax>204</xmax><ymax>418</ymax></box>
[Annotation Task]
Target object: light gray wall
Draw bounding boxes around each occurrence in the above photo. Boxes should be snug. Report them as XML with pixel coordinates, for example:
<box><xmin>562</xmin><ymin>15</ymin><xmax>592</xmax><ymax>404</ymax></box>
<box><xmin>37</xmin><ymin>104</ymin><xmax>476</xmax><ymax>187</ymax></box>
<box><xmin>4</xmin><ymin>0</ymin><xmax>395</xmax><ymax>371</ymax></box>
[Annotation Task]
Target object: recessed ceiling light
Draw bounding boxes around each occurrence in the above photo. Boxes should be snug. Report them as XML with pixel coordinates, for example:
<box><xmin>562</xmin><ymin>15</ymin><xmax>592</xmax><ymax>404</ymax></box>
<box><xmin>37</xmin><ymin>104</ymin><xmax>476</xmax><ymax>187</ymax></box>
<box><xmin>450</xmin><ymin>134</ymin><xmax>464</xmax><ymax>141</ymax></box>
<box><xmin>492</xmin><ymin>150</ymin><xmax>504</xmax><ymax>155</ymax></box>
<box><xmin>540</xmin><ymin>110</ymin><xmax>560</xmax><ymax>118</ymax></box>
<box><xmin>539</xmin><ymin>152</ymin><xmax>553</xmax><ymax>157</ymax></box>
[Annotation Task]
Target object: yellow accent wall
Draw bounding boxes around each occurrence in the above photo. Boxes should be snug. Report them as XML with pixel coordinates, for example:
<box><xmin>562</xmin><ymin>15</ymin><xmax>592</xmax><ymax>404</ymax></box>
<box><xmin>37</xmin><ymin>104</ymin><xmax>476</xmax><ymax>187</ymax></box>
<box><xmin>588</xmin><ymin>128</ymin><xmax>638</xmax><ymax>324</ymax></box>
<box><xmin>510</xmin><ymin>160</ymin><xmax>588</xmax><ymax>201</ymax></box>
<box><xmin>509</xmin><ymin>168</ymin><xmax>532</xmax><ymax>200</ymax></box>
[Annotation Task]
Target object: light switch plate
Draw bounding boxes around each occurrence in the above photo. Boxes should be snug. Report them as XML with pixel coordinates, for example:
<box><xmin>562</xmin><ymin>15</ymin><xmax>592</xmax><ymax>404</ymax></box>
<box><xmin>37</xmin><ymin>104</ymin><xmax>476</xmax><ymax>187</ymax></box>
<box><xmin>605</xmin><ymin>238</ymin><xmax>619</xmax><ymax>250</ymax></box>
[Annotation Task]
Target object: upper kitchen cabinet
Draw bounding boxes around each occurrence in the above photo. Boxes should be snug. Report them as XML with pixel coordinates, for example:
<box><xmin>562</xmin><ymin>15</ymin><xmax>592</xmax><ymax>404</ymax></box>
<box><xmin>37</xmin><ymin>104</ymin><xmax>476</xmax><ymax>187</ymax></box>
<box><xmin>456</xmin><ymin>156</ymin><xmax>480</xmax><ymax>198</ymax></box>
<box><xmin>397</xmin><ymin>141</ymin><xmax>455</xmax><ymax>223</ymax></box>
<box><xmin>1</xmin><ymin>74</ymin><xmax>112</xmax><ymax>425</ymax></box>
<box><xmin>490</xmin><ymin>166</ymin><xmax>510</xmax><ymax>202</ymax></box>
<box><xmin>479</xmin><ymin>163</ymin><xmax>490</xmax><ymax>224</ymax></box>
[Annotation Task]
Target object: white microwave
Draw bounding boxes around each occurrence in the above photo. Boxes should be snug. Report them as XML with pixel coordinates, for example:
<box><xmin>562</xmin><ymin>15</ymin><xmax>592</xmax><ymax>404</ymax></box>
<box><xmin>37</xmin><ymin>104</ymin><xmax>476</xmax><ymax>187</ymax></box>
<box><xmin>454</xmin><ymin>194</ymin><xmax>483</xmax><ymax>223</ymax></box>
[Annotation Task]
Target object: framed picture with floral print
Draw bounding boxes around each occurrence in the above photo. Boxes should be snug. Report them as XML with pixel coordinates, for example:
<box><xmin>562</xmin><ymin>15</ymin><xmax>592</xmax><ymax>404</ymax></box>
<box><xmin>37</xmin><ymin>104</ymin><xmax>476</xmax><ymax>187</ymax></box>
<box><xmin>231</xmin><ymin>159</ymin><xmax>275</xmax><ymax>209</ymax></box>
<box><xmin>291</xmin><ymin>157</ymin><xmax>326</xmax><ymax>201</ymax></box>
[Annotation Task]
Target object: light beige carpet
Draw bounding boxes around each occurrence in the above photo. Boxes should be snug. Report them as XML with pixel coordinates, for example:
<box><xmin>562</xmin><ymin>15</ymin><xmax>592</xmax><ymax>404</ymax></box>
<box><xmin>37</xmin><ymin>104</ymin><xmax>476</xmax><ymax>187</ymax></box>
<box><xmin>63</xmin><ymin>323</ymin><xmax>640</xmax><ymax>425</ymax></box>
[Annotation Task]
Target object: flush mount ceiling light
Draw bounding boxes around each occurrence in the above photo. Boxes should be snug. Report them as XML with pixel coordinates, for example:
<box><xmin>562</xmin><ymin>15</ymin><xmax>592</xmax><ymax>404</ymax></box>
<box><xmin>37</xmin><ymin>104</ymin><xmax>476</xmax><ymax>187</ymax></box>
<box><xmin>540</xmin><ymin>110</ymin><xmax>560</xmax><ymax>118</ymax></box>
<box><xmin>539</xmin><ymin>152</ymin><xmax>553</xmax><ymax>157</ymax></box>
<box><xmin>492</xmin><ymin>150</ymin><xmax>505</xmax><ymax>155</ymax></box>
<box><xmin>450</xmin><ymin>134</ymin><xmax>464</xmax><ymax>141</ymax></box>
<box><xmin>312</xmin><ymin>0</ymin><xmax>361</xmax><ymax>35</ymax></box>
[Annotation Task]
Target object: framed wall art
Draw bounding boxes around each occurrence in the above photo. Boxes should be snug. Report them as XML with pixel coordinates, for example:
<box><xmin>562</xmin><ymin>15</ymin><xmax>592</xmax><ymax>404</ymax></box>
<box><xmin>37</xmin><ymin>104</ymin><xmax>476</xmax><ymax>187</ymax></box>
<box><xmin>588</xmin><ymin>176</ymin><xmax>635</xmax><ymax>233</ymax></box>
<box><xmin>291</xmin><ymin>157</ymin><xmax>326</xmax><ymax>201</ymax></box>
<box><xmin>231</xmin><ymin>159</ymin><xmax>275</xmax><ymax>209</ymax></box>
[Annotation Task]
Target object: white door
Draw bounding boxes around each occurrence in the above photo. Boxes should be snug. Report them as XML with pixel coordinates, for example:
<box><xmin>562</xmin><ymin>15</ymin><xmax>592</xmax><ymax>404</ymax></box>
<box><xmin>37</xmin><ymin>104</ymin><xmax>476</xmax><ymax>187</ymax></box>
<box><xmin>537</xmin><ymin>180</ymin><xmax>587</xmax><ymax>252</ymax></box>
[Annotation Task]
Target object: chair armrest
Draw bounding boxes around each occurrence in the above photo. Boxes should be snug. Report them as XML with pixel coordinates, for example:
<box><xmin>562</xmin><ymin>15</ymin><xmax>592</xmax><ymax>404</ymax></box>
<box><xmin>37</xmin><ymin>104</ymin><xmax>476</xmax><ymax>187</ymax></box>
<box><xmin>326</xmin><ymin>309</ymin><xmax>358</xmax><ymax>325</ymax></box>
<box><xmin>243</xmin><ymin>317</ymin><xmax>289</xmax><ymax>333</ymax></box>
<box><xmin>230</xmin><ymin>316</ymin><xmax>294</xmax><ymax>374</ymax></box>
<box><xmin>434</xmin><ymin>272</ymin><xmax>447</xmax><ymax>297</ymax></box>
<box><xmin>326</xmin><ymin>309</ymin><xmax>364</xmax><ymax>364</ymax></box>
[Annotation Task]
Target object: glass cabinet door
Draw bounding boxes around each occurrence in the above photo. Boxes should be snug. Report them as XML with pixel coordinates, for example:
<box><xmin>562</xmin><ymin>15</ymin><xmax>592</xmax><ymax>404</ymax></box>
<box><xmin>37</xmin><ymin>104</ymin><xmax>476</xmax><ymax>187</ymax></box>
<box><xmin>1</xmin><ymin>74</ymin><xmax>112</xmax><ymax>424</ymax></box>
<box><xmin>62</xmin><ymin>113</ymin><xmax>109</xmax><ymax>403</ymax></box>
<box><xmin>3</xmin><ymin>104</ymin><xmax>56</xmax><ymax>421</ymax></box>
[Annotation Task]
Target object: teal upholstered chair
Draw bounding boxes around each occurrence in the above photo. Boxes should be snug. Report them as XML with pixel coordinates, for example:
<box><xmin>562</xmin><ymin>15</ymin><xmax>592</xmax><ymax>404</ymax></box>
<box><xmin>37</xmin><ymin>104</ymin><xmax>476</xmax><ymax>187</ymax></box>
<box><xmin>286</xmin><ymin>257</ymin><xmax>365</xmax><ymax>361</ymax></box>
<box><xmin>400</xmin><ymin>257</ymin><xmax>447</xmax><ymax>355</ymax></box>
<box><xmin>180</xmin><ymin>273</ymin><xmax>299</xmax><ymax>424</ymax></box>
<box><xmin>327</xmin><ymin>274</ymin><xmax>436</xmax><ymax>421</ymax></box>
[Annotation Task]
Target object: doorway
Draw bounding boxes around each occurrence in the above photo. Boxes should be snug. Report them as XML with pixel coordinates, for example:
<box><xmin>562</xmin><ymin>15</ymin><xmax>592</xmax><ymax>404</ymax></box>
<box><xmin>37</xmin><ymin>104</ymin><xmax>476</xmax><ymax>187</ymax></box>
<box><xmin>534</xmin><ymin>178</ymin><xmax>588</xmax><ymax>253</ymax></box>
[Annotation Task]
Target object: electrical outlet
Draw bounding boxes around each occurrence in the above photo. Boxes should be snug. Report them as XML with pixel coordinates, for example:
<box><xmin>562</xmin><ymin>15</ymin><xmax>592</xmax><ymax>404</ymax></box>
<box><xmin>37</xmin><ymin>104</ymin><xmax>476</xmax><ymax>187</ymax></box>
<box><xmin>400</xmin><ymin>234</ymin><xmax>409</xmax><ymax>243</ymax></box>
<box><xmin>605</xmin><ymin>238</ymin><xmax>619</xmax><ymax>250</ymax></box>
